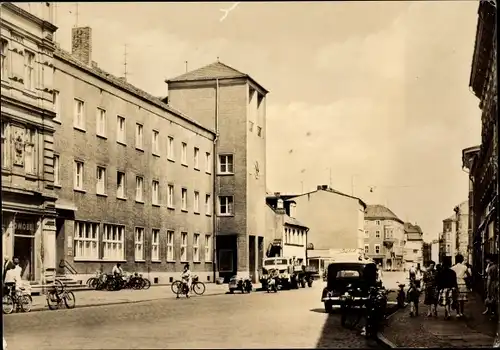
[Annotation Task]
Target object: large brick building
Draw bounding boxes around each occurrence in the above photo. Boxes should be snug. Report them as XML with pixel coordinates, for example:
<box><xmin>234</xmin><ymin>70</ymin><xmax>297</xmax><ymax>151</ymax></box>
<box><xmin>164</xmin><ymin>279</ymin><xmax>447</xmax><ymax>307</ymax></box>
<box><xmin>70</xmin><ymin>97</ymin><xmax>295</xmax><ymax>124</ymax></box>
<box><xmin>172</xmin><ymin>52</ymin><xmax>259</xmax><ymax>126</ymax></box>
<box><xmin>49</xmin><ymin>27</ymin><xmax>216</xmax><ymax>284</ymax></box>
<box><xmin>166</xmin><ymin>62</ymin><xmax>269</xmax><ymax>281</ymax></box>
<box><xmin>364</xmin><ymin>204</ymin><xmax>405</xmax><ymax>271</ymax></box>
<box><xmin>1</xmin><ymin>3</ymin><xmax>58</xmax><ymax>284</ymax></box>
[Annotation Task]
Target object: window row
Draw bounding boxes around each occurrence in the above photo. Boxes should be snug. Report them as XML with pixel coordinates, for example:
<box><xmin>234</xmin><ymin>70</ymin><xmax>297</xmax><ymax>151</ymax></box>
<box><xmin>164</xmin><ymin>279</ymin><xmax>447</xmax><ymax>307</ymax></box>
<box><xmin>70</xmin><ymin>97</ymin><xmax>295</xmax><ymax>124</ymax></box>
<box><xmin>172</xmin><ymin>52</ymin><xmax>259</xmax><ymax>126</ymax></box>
<box><xmin>364</xmin><ymin>244</ymin><xmax>382</xmax><ymax>255</ymax></box>
<box><xmin>74</xmin><ymin>222</ymin><xmax>213</xmax><ymax>263</ymax></box>
<box><xmin>284</xmin><ymin>227</ymin><xmax>306</xmax><ymax>246</ymax></box>
<box><xmin>364</xmin><ymin>230</ymin><xmax>381</xmax><ymax>238</ymax></box>
<box><xmin>248</xmin><ymin>121</ymin><xmax>263</xmax><ymax>137</ymax></box>
<box><xmin>0</xmin><ymin>38</ymin><xmax>38</xmax><ymax>91</ymax></box>
<box><xmin>1</xmin><ymin>122</ymin><xmax>37</xmax><ymax>174</ymax></box>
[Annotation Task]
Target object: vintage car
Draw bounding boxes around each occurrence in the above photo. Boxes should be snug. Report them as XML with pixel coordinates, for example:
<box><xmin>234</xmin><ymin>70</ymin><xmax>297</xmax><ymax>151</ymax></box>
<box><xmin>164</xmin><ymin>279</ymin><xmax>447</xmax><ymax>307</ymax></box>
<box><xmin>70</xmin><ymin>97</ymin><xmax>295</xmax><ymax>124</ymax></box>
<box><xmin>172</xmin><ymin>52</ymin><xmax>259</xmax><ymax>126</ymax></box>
<box><xmin>321</xmin><ymin>260</ymin><xmax>379</xmax><ymax>313</ymax></box>
<box><xmin>228</xmin><ymin>275</ymin><xmax>253</xmax><ymax>294</ymax></box>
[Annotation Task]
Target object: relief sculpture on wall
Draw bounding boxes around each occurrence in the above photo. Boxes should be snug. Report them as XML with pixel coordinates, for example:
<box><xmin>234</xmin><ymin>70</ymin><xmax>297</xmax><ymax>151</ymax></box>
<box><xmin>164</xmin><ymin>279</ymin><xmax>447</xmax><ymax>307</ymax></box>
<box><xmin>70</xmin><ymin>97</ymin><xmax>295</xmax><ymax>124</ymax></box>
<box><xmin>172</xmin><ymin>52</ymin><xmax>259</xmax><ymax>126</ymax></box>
<box><xmin>12</xmin><ymin>127</ymin><xmax>25</xmax><ymax>166</ymax></box>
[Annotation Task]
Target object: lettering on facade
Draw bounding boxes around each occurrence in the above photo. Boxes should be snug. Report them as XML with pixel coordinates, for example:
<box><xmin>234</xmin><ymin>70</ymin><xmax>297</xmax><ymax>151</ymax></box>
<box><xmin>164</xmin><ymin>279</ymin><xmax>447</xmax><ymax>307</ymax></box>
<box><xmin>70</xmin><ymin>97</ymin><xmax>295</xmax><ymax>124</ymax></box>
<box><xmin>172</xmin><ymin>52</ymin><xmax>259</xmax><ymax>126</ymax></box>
<box><xmin>14</xmin><ymin>219</ymin><xmax>36</xmax><ymax>235</ymax></box>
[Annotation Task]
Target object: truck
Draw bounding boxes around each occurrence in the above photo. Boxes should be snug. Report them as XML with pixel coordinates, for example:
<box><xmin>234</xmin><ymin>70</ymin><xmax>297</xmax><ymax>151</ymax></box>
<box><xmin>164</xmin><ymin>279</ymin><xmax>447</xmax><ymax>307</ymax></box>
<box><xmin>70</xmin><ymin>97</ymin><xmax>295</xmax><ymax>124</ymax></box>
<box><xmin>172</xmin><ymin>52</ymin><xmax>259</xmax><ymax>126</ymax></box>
<box><xmin>259</xmin><ymin>256</ymin><xmax>319</xmax><ymax>290</ymax></box>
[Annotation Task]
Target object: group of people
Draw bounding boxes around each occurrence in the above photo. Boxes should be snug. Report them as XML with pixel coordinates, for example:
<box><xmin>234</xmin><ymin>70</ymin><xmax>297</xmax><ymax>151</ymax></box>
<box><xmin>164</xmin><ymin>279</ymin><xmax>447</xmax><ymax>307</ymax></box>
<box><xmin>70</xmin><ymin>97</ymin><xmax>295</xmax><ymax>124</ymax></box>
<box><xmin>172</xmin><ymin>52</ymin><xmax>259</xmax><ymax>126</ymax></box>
<box><xmin>406</xmin><ymin>254</ymin><xmax>498</xmax><ymax>320</ymax></box>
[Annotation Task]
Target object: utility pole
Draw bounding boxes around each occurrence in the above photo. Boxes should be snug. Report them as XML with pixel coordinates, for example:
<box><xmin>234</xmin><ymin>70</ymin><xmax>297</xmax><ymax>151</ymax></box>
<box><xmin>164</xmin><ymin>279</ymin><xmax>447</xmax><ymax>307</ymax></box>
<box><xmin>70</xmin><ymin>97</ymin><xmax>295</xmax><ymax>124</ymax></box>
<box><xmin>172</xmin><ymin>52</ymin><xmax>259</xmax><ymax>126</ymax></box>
<box><xmin>185</xmin><ymin>61</ymin><xmax>188</xmax><ymax>73</ymax></box>
<box><xmin>123</xmin><ymin>44</ymin><xmax>128</xmax><ymax>79</ymax></box>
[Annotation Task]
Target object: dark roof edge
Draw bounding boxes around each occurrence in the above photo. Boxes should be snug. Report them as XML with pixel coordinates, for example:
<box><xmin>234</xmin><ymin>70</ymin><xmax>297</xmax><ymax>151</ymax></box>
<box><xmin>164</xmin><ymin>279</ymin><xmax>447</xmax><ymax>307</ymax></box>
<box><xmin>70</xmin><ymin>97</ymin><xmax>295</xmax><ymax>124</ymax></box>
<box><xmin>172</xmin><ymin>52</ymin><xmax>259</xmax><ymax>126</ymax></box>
<box><xmin>54</xmin><ymin>49</ymin><xmax>215</xmax><ymax>136</ymax></box>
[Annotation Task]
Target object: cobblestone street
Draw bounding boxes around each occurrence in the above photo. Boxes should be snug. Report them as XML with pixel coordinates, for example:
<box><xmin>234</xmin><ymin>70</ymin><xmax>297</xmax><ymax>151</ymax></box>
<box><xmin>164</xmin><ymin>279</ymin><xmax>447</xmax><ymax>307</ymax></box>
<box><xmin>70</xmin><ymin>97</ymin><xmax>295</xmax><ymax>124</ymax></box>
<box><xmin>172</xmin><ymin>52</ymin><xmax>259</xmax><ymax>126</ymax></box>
<box><xmin>4</xmin><ymin>282</ymin><xmax>380</xmax><ymax>349</ymax></box>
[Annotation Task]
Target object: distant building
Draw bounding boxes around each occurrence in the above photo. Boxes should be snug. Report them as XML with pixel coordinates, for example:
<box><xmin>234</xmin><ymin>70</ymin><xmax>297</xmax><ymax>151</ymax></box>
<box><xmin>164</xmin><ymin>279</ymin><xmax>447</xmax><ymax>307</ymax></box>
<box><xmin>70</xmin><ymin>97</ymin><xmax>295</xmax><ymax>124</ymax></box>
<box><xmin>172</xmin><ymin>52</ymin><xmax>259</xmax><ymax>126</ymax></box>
<box><xmin>166</xmin><ymin>60</ymin><xmax>269</xmax><ymax>281</ymax></box>
<box><xmin>265</xmin><ymin>193</ymin><xmax>309</xmax><ymax>266</ymax></box>
<box><xmin>422</xmin><ymin>242</ymin><xmax>432</xmax><ymax>267</ymax></box>
<box><xmin>462</xmin><ymin>145</ymin><xmax>480</xmax><ymax>265</ymax></box>
<box><xmin>404</xmin><ymin>222</ymin><xmax>424</xmax><ymax>269</ymax></box>
<box><xmin>439</xmin><ymin>216</ymin><xmax>457</xmax><ymax>264</ymax></box>
<box><xmin>454</xmin><ymin>201</ymin><xmax>469</xmax><ymax>260</ymax></box>
<box><xmin>276</xmin><ymin>185</ymin><xmax>367</xmax><ymax>255</ymax></box>
<box><xmin>364</xmin><ymin>204</ymin><xmax>405</xmax><ymax>271</ymax></box>
<box><xmin>431</xmin><ymin>239</ymin><xmax>440</xmax><ymax>265</ymax></box>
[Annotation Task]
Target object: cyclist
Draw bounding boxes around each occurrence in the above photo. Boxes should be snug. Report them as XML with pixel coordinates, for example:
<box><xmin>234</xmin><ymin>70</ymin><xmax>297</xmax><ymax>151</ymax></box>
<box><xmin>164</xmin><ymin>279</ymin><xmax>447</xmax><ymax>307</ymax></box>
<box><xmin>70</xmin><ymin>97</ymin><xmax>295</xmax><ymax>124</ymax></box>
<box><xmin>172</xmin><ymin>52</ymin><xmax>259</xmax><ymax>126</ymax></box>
<box><xmin>178</xmin><ymin>263</ymin><xmax>192</xmax><ymax>299</ymax></box>
<box><xmin>4</xmin><ymin>257</ymin><xmax>22</xmax><ymax>298</ymax></box>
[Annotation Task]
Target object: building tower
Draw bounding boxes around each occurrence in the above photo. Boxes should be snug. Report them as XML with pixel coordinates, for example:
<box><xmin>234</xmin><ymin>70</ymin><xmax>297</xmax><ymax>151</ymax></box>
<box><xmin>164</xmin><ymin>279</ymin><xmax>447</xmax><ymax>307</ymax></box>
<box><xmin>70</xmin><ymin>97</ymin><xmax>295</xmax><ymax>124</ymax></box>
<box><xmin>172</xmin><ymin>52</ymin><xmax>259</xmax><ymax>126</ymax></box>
<box><xmin>166</xmin><ymin>62</ymin><xmax>269</xmax><ymax>281</ymax></box>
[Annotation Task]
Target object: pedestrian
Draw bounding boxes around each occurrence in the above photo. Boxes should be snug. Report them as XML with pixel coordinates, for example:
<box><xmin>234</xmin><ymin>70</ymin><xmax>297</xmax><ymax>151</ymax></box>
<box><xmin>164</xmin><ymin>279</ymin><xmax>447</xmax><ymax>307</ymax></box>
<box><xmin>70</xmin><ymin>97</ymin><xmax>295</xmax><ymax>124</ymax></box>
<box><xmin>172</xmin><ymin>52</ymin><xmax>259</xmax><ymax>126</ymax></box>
<box><xmin>482</xmin><ymin>254</ymin><xmax>498</xmax><ymax>318</ymax></box>
<box><xmin>179</xmin><ymin>263</ymin><xmax>192</xmax><ymax>299</ymax></box>
<box><xmin>437</xmin><ymin>257</ymin><xmax>458</xmax><ymax>320</ymax></box>
<box><xmin>423</xmin><ymin>260</ymin><xmax>438</xmax><ymax>317</ymax></box>
<box><xmin>464</xmin><ymin>262</ymin><xmax>473</xmax><ymax>291</ymax></box>
<box><xmin>407</xmin><ymin>278</ymin><xmax>421</xmax><ymax>317</ymax></box>
<box><xmin>451</xmin><ymin>254</ymin><xmax>471</xmax><ymax>318</ymax></box>
<box><xmin>415</xmin><ymin>263</ymin><xmax>423</xmax><ymax>289</ymax></box>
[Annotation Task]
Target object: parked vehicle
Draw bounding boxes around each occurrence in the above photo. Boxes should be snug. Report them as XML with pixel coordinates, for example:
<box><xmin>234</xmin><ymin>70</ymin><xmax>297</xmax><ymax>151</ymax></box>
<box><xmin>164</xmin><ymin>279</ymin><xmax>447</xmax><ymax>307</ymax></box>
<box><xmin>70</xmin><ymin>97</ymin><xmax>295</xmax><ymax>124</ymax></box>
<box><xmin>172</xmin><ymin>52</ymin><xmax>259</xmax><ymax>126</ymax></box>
<box><xmin>46</xmin><ymin>280</ymin><xmax>76</xmax><ymax>310</ymax></box>
<box><xmin>260</xmin><ymin>257</ymin><xmax>319</xmax><ymax>290</ymax></box>
<box><xmin>228</xmin><ymin>275</ymin><xmax>253</xmax><ymax>294</ymax></box>
<box><xmin>321</xmin><ymin>260</ymin><xmax>379</xmax><ymax>313</ymax></box>
<box><xmin>171</xmin><ymin>275</ymin><xmax>206</xmax><ymax>296</ymax></box>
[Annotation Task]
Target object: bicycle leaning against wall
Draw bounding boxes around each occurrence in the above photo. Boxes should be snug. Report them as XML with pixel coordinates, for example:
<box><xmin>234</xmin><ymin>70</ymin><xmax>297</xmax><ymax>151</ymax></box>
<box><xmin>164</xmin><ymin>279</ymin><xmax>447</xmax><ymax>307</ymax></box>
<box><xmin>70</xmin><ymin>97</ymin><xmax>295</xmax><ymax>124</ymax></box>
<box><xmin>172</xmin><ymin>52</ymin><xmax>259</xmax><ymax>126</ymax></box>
<box><xmin>46</xmin><ymin>279</ymin><xmax>76</xmax><ymax>310</ymax></box>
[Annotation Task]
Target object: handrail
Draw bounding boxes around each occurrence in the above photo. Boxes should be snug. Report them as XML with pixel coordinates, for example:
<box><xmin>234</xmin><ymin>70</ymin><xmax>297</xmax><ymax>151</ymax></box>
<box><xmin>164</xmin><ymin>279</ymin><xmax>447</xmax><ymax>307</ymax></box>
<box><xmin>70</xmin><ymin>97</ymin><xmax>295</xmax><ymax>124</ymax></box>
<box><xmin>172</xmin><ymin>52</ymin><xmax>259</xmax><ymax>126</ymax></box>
<box><xmin>59</xmin><ymin>259</ymin><xmax>78</xmax><ymax>275</ymax></box>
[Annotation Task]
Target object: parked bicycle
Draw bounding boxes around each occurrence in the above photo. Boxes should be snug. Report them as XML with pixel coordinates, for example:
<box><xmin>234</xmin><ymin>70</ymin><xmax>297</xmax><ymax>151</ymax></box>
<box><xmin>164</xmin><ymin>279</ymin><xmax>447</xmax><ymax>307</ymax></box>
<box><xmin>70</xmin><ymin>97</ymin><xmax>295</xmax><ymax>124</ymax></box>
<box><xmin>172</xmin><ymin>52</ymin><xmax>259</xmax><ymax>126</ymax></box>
<box><xmin>2</xmin><ymin>286</ymin><xmax>32</xmax><ymax>314</ymax></box>
<box><xmin>46</xmin><ymin>279</ymin><xmax>76</xmax><ymax>310</ymax></box>
<box><xmin>171</xmin><ymin>275</ymin><xmax>206</xmax><ymax>296</ymax></box>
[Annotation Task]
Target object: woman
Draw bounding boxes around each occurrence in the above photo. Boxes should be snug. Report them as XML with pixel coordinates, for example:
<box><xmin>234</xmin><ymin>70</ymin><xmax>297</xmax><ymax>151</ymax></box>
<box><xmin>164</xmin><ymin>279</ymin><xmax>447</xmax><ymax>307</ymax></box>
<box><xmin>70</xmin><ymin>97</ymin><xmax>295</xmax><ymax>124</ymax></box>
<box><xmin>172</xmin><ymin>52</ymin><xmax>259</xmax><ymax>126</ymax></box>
<box><xmin>451</xmin><ymin>254</ymin><xmax>471</xmax><ymax>318</ymax></box>
<box><xmin>483</xmin><ymin>254</ymin><xmax>498</xmax><ymax>318</ymax></box>
<box><xmin>438</xmin><ymin>258</ymin><xmax>458</xmax><ymax>320</ymax></box>
<box><xmin>423</xmin><ymin>260</ymin><xmax>438</xmax><ymax>317</ymax></box>
<box><xmin>415</xmin><ymin>263</ymin><xmax>423</xmax><ymax>289</ymax></box>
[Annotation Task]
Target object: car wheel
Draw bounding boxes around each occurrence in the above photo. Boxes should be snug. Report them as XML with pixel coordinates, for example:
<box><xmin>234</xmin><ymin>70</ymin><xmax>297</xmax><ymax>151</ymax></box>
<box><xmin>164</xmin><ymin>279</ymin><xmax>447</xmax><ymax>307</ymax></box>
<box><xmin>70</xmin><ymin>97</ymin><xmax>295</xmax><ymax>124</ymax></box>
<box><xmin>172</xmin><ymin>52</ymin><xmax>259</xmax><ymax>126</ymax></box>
<box><xmin>229</xmin><ymin>288</ymin><xmax>235</xmax><ymax>294</ymax></box>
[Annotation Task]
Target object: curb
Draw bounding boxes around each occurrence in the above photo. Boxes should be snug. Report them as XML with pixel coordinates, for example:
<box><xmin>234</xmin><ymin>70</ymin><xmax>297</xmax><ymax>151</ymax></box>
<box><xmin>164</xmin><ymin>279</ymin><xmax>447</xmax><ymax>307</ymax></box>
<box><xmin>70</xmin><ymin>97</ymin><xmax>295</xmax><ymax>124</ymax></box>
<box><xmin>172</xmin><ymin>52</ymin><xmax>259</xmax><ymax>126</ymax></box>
<box><xmin>375</xmin><ymin>304</ymin><xmax>407</xmax><ymax>348</ymax></box>
<box><xmin>9</xmin><ymin>290</ymin><xmax>229</xmax><ymax>314</ymax></box>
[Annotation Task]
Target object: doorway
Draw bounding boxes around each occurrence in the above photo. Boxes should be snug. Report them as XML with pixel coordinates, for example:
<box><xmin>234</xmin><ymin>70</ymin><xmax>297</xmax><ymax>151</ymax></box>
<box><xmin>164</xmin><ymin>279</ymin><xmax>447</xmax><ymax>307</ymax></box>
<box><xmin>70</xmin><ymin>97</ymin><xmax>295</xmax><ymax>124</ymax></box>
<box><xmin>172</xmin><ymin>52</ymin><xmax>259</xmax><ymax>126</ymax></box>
<box><xmin>14</xmin><ymin>236</ymin><xmax>35</xmax><ymax>281</ymax></box>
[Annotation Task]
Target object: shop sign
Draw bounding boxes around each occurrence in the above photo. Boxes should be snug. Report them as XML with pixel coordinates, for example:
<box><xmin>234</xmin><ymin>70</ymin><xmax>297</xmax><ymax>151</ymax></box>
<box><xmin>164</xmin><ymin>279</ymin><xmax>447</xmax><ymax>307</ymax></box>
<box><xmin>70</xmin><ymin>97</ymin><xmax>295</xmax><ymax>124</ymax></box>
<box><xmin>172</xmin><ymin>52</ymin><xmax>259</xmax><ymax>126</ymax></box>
<box><xmin>14</xmin><ymin>218</ymin><xmax>37</xmax><ymax>236</ymax></box>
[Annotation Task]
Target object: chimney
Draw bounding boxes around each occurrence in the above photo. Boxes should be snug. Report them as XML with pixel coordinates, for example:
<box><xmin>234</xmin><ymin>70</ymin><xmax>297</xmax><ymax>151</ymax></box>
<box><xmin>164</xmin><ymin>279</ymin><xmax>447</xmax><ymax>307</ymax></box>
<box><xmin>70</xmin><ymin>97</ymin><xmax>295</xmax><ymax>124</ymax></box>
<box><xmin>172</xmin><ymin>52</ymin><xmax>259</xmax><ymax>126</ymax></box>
<box><xmin>72</xmin><ymin>27</ymin><xmax>92</xmax><ymax>65</ymax></box>
<box><xmin>317</xmin><ymin>185</ymin><xmax>322</xmax><ymax>190</ymax></box>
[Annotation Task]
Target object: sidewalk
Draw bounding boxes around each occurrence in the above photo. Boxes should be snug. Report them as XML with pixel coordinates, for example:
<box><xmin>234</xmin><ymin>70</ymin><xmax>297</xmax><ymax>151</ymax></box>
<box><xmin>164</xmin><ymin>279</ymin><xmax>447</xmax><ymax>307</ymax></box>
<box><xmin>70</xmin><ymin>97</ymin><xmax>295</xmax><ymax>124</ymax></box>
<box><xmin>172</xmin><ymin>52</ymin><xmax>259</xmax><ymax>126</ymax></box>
<box><xmin>29</xmin><ymin>283</ymin><xmax>229</xmax><ymax>312</ymax></box>
<box><xmin>379</xmin><ymin>293</ymin><xmax>497</xmax><ymax>348</ymax></box>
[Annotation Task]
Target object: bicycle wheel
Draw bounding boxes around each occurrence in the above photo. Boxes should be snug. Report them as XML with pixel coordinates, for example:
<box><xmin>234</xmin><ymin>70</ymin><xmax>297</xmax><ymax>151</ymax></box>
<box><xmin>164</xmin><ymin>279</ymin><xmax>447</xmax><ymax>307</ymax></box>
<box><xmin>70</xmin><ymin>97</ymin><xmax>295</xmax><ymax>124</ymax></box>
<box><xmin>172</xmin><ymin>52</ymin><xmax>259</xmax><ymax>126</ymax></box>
<box><xmin>86</xmin><ymin>277</ymin><xmax>96</xmax><ymax>288</ymax></box>
<box><xmin>54</xmin><ymin>279</ymin><xmax>65</xmax><ymax>294</ymax></box>
<box><xmin>2</xmin><ymin>295</ymin><xmax>14</xmax><ymax>314</ymax></box>
<box><xmin>171</xmin><ymin>281</ymin><xmax>182</xmax><ymax>294</ymax></box>
<box><xmin>64</xmin><ymin>291</ymin><xmax>76</xmax><ymax>309</ymax></box>
<box><xmin>193</xmin><ymin>282</ymin><xmax>206</xmax><ymax>296</ymax></box>
<box><xmin>142</xmin><ymin>278</ymin><xmax>151</xmax><ymax>290</ymax></box>
<box><xmin>20</xmin><ymin>295</ymin><xmax>32</xmax><ymax>312</ymax></box>
<box><xmin>46</xmin><ymin>291</ymin><xmax>60</xmax><ymax>310</ymax></box>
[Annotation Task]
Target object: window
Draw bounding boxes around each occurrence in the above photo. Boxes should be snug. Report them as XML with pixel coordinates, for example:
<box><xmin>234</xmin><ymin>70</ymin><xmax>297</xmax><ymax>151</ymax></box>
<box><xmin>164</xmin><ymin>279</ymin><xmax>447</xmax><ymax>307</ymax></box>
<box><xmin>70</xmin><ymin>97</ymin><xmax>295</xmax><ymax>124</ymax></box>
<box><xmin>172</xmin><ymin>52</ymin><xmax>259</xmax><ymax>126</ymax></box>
<box><xmin>219</xmin><ymin>196</ymin><xmax>234</xmax><ymax>216</ymax></box>
<box><xmin>96</xmin><ymin>166</ymin><xmax>106</xmax><ymax>195</ymax></box>
<box><xmin>219</xmin><ymin>154</ymin><xmax>234</xmax><ymax>174</ymax></box>
<box><xmin>205</xmin><ymin>152</ymin><xmax>211</xmax><ymax>173</ymax></box>
<box><xmin>166</xmin><ymin>231</ymin><xmax>174</xmax><ymax>261</ymax></box>
<box><xmin>446</xmin><ymin>244</ymin><xmax>451</xmax><ymax>254</ymax></box>
<box><xmin>167</xmin><ymin>136</ymin><xmax>174</xmax><ymax>160</ymax></box>
<box><xmin>151</xmin><ymin>229</ymin><xmax>160</xmax><ymax>261</ymax></box>
<box><xmin>1</xmin><ymin>122</ymin><xmax>8</xmax><ymax>168</ymax></box>
<box><xmin>24</xmin><ymin>128</ymin><xmax>36</xmax><ymax>174</ymax></box>
<box><xmin>181</xmin><ymin>142</ymin><xmax>187</xmax><ymax>165</ymax></box>
<box><xmin>0</xmin><ymin>39</ymin><xmax>7</xmax><ymax>79</ymax></box>
<box><xmin>53</xmin><ymin>91</ymin><xmax>60</xmax><ymax>120</ymax></box>
<box><xmin>152</xmin><ymin>130</ymin><xmax>159</xmax><ymax>155</ymax></box>
<box><xmin>74</xmin><ymin>99</ymin><xmax>85</xmax><ymax>129</ymax></box>
<box><xmin>135</xmin><ymin>176</ymin><xmax>144</xmax><ymax>202</ymax></box>
<box><xmin>375</xmin><ymin>244</ymin><xmax>380</xmax><ymax>254</ymax></box>
<box><xmin>74</xmin><ymin>161</ymin><xmax>84</xmax><ymax>190</ymax></box>
<box><xmin>249</xmin><ymin>121</ymin><xmax>254</xmax><ymax>132</ymax></box>
<box><xmin>257</xmin><ymin>126</ymin><xmax>262</xmax><ymax>137</ymax></box>
<box><xmin>446</xmin><ymin>232</ymin><xmax>451</xmax><ymax>240</ymax></box>
<box><xmin>364</xmin><ymin>244</ymin><xmax>369</xmax><ymax>254</ymax></box>
<box><xmin>194</xmin><ymin>147</ymin><xmax>200</xmax><ymax>169</ymax></box>
<box><xmin>167</xmin><ymin>184</ymin><xmax>174</xmax><ymax>208</ymax></box>
<box><xmin>117</xmin><ymin>116</ymin><xmax>126</xmax><ymax>144</ymax></box>
<box><xmin>135</xmin><ymin>123</ymin><xmax>143</xmax><ymax>149</ymax></box>
<box><xmin>96</xmin><ymin>108</ymin><xmax>106</xmax><ymax>137</ymax></box>
<box><xmin>193</xmin><ymin>233</ymin><xmax>200</xmax><ymax>262</ymax></box>
<box><xmin>205</xmin><ymin>235</ymin><xmax>212</xmax><ymax>262</ymax></box>
<box><xmin>364</xmin><ymin>230</ymin><xmax>369</xmax><ymax>238</ymax></box>
<box><xmin>24</xmin><ymin>50</ymin><xmax>35</xmax><ymax>90</ymax></box>
<box><xmin>74</xmin><ymin>222</ymin><xmax>99</xmax><ymax>260</ymax></box>
<box><xmin>135</xmin><ymin>227</ymin><xmax>144</xmax><ymax>261</ymax></box>
<box><xmin>376</xmin><ymin>220</ymin><xmax>381</xmax><ymax>225</ymax></box>
<box><xmin>413</xmin><ymin>249</ymin><xmax>418</xmax><ymax>254</ymax></box>
<box><xmin>117</xmin><ymin>172</ymin><xmax>126</xmax><ymax>198</ymax></box>
<box><xmin>103</xmin><ymin>224</ymin><xmax>125</xmax><ymax>260</ymax></box>
<box><xmin>152</xmin><ymin>180</ymin><xmax>159</xmax><ymax>205</ymax></box>
<box><xmin>181</xmin><ymin>188</ymin><xmax>187</xmax><ymax>211</ymax></box>
<box><xmin>194</xmin><ymin>191</ymin><xmax>200</xmax><ymax>213</ymax></box>
<box><xmin>375</xmin><ymin>230</ymin><xmax>380</xmax><ymax>238</ymax></box>
<box><xmin>53</xmin><ymin>155</ymin><xmax>60</xmax><ymax>185</ymax></box>
<box><xmin>180</xmin><ymin>232</ymin><xmax>188</xmax><ymax>262</ymax></box>
<box><xmin>205</xmin><ymin>194</ymin><xmax>211</xmax><ymax>216</ymax></box>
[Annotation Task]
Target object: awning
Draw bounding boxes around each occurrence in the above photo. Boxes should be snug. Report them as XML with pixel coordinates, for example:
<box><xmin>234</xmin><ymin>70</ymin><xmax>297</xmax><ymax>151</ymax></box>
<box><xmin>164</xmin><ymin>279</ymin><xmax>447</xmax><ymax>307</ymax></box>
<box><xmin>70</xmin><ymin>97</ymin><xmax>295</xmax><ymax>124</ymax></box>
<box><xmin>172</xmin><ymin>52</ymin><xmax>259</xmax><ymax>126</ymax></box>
<box><xmin>55</xmin><ymin>198</ymin><xmax>78</xmax><ymax>211</ymax></box>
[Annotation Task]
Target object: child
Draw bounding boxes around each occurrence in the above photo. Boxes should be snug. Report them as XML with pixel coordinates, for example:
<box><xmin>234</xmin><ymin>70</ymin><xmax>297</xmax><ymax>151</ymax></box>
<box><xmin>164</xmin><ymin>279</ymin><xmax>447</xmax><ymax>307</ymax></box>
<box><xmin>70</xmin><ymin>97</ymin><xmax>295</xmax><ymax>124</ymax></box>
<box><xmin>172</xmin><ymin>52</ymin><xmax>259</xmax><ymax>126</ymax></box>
<box><xmin>407</xmin><ymin>279</ymin><xmax>421</xmax><ymax>317</ymax></box>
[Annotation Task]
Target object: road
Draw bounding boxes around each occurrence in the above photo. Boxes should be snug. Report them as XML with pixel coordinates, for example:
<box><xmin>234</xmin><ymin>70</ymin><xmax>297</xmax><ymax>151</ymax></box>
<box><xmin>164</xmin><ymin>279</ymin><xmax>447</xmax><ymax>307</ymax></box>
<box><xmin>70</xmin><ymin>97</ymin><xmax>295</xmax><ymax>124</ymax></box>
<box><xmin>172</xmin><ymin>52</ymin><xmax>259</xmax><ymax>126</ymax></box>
<box><xmin>4</xmin><ymin>281</ymin><xmax>383</xmax><ymax>349</ymax></box>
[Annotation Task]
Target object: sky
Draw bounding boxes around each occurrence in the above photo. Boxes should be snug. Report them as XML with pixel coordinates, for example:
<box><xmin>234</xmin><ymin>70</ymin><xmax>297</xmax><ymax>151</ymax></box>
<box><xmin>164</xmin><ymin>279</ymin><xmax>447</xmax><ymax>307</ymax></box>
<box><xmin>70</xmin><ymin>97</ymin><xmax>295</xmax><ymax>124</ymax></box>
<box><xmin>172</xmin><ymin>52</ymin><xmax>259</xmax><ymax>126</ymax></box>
<box><xmin>49</xmin><ymin>1</ymin><xmax>482</xmax><ymax>242</ymax></box>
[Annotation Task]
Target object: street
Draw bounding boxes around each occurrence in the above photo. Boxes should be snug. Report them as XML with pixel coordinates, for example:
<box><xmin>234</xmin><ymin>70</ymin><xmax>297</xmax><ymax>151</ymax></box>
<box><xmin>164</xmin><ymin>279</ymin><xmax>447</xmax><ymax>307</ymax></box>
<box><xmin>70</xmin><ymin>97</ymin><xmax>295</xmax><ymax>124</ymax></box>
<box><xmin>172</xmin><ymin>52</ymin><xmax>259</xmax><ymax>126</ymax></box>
<box><xmin>4</xmin><ymin>281</ymin><xmax>382</xmax><ymax>349</ymax></box>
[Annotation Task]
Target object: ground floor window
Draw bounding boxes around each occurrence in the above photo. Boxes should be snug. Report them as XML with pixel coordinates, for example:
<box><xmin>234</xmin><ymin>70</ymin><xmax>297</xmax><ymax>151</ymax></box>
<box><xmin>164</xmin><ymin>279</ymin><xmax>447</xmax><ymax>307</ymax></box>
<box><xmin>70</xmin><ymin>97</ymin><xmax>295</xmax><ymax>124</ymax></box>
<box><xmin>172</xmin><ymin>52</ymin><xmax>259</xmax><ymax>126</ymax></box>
<box><xmin>103</xmin><ymin>224</ymin><xmax>125</xmax><ymax>261</ymax></box>
<box><xmin>74</xmin><ymin>221</ymin><xmax>99</xmax><ymax>260</ymax></box>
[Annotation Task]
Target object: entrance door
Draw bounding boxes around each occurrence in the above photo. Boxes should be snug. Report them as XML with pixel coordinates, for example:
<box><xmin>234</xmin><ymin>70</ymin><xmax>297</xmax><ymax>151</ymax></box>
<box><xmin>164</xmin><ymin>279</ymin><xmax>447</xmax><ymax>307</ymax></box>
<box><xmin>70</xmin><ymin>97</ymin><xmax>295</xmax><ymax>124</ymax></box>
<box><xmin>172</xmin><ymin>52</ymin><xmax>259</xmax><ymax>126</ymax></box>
<box><xmin>55</xmin><ymin>219</ymin><xmax>65</xmax><ymax>275</ymax></box>
<box><xmin>14</xmin><ymin>236</ymin><xmax>34</xmax><ymax>281</ymax></box>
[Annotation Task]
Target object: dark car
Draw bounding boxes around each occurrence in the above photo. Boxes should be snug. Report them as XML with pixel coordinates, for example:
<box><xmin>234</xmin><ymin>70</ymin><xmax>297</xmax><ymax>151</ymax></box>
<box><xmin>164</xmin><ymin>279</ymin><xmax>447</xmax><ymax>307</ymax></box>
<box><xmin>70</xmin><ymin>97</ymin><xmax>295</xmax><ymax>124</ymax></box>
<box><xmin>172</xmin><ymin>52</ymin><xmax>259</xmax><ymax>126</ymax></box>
<box><xmin>321</xmin><ymin>261</ymin><xmax>379</xmax><ymax>313</ymax></box>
